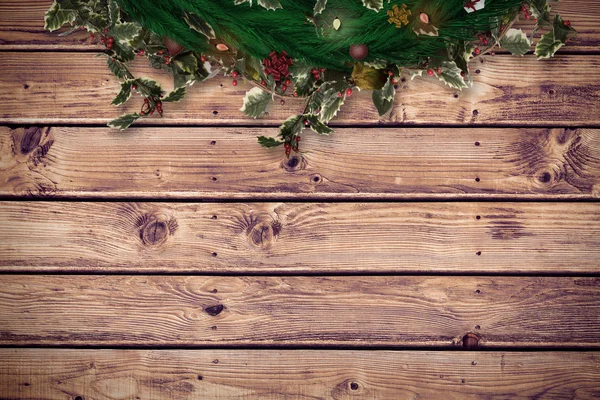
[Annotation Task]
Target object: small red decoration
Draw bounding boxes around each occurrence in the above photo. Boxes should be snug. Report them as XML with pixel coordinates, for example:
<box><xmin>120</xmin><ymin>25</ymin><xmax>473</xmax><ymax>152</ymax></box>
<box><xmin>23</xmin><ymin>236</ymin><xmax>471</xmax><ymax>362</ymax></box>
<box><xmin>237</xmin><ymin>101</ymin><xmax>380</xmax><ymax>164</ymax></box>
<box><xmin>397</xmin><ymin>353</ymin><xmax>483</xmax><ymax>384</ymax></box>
<box><xmin>262</xmin><ymin>51</ymin><xmax>294</xmax><ymax>83</ymax></box>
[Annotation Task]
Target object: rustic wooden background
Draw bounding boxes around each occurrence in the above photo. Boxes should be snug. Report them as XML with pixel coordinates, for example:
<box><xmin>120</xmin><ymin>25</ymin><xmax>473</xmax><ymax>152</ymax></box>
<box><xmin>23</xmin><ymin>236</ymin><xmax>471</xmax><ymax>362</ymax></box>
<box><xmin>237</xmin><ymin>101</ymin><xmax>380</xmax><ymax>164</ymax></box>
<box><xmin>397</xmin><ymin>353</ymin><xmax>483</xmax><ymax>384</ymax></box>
<box><xmin>1</xmin><ymin>0</ymin><xmax>600</xmax><ymax>399</ymax></box>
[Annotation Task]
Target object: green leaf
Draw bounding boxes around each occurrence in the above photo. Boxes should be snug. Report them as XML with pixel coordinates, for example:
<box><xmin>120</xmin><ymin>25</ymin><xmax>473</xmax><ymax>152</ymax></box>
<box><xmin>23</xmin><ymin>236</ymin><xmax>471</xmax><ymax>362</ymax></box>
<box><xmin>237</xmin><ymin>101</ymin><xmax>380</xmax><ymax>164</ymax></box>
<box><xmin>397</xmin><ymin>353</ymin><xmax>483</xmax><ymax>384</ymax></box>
<box><xmin>500</xmin><ymin>28</ymin><xmax>532</xmax><ymax>56</ymax></box>
<box><xmin>45</xmin><ymin>1</ymin><xmax>77</xmax><ymax>31</ymax></box>
<box><xmin>534</xmin><ymin>15</ymin><xmax>573</xmax><ymax>59</ymax></box>
<box><xmin>257</xmin><ymin>136</ymin><xmax>284</xmax><ymax>148</ymax></box>
<box><xmin>112</xmin><ymin>80</ymin><xmax>134</xmax><ymax>105</ymax></box>
<box><xmin>108</xmin><ymin>113</ymin><xmax>141</xmax><ymax>130</ymax></box>
<box><xmin>437</xmin><ymin>61</ymin><xmax>469</xmax><ymax>90</ymax></box>
<box><xmin>279</xmin><ymin>115</ymin><xmax>304</xmax><ymax>139</ymax></box>
<box><xmin>136</xmin><ymin>78</ymin><xmax>163</xmax><ymax>97</ymax></box>
<box><xmin>314</xmin><ymin>0</ymin><xmax>327</xmax><ymax>15</ymax></box>
<box><xmin>174</xmin><ymin>53</ymin><xmax>198</xmax><ymax>74</ymax></box>
<box><xmin>108</xmin><ymin>0</ymin><xmax>121</xmax><ymax>26</ymax></box>
<box><xmin>290</xmin><ymin>62</ymin><xmax>314</xmax><ymax>96</ymax></box>
<box><xmin>257</xmin><ymin>0</ymin><xmax>283</xmax><ymax>10</ymax></box>
<box><xmin>362</xmin><ymin>0</ymin><xmax>383</xmax><ymax>12</ymax></box>
<box><xmin>162</xmin><ymin>86</ymin><xmax>186</xmax><ymax>102</ymax></box>
<box><xmin>319</xmin><ymin>88</ymin><xmax>345</xmax><ymax>123</ymax></box>
<box><xmin>183</xmin><ymin>12</ymin><xmax>216</xmax><ymax>40</ymax></box>
<box><xmin>107</xmin><ymin>57</ymin><xmax>129</xmax><ymax>80</ymax></box>
<box><xmin>240</xmin><ymin>87</ymin><xmax>271</xmax><ymax>118</ymax></box>
<box><xmin>304</xmin><ymin>114</ymin><xmax>333</xmax><ymax>135</ymax></box>
<box><xmin>528</xmin><ymin>0</ymin><xmax>550</xmax><ymax>22</ymax></box>
<box><xmin>110</xmin><ymin>22</ymin><xmax>141</xmax><ymax>43</ymax></box>
<box><xmin>372</xmin><ymin>76</ymin><xmax>395</xmax><ymax>116</ymax></box>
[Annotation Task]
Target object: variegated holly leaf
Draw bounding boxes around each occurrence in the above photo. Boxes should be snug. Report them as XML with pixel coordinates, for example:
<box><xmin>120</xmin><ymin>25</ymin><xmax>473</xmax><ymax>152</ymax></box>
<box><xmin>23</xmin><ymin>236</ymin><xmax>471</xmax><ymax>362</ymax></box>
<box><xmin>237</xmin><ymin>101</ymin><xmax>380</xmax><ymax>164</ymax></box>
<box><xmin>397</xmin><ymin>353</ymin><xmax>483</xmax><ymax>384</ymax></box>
<box><xmin>162</xmin><ymin>87</ymin><xmax>186</xmax><ymax>102</ymax></box>
<box><xmin>372</xmin><ymin>76</ymin><xmax>395</xmax><ymax>116</ymax></box>
<box><xmin>240</xmin><ymin>87</ymin><xmax>272</xmax><ymax>118</ymax></box>
<box><xmin>108</xmin><ymin>113</ymin><xmax>141</xmax><ymax>130</ymax></box>
<box><xmin>500</xmin><ymin>28</ymin><xmax>531</xmax><ymax>56</ymax></box>
<box><xmin>112</xmin><ymin>80</ymin><xmax>134</xmax><ymax>105</ymax></box>
<box><xmin>314</xmin><ymin>0</ymin><xmax>327</xmax><ymax>15</ymax></box>
<box><xmin>362</xmin><ymin>0</ymin><xmax>383</xmax><ymax>12</ymax></box>
<box><xmin>319</xmin><ymin>88</ymin><xmax>345</xmax><ymax>123</ymax></box>
<box><xmin>235</xmin><ymin>0</ymin><xmax>282</xmax><ymax>10</ymax></box>
<box><xmin>304</xmin><ymin>114</ymin><xmax>333</xmax><ymax>135</ymax></box>
<box><xmin>44</xmin><ymin>0</ymin><xmax>77</xmax><ymax>31</ymax></box>
<box><xmin>437</xmin><ymin>61</ymin><xmax>469</xmax><ymax>90</ymax></box>
<box><xmin>183</xmin><ymin>12</ymin><xmax>216</xmax><ymax>40</ymax></box>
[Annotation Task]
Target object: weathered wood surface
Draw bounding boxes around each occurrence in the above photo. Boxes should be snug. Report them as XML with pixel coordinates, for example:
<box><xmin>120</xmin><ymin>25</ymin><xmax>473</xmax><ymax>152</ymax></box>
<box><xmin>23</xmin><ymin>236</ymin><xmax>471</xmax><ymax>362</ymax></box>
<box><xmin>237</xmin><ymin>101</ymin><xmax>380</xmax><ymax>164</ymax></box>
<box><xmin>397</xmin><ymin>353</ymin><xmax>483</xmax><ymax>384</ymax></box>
<box><xmin>2</xmin><ymin>127</ymin><xmax>599</xmax><ymax>199</ymax></box>
<box><xmin>1</xmin><ymin>349</ymin><xmax>599</xmax><ymax>400</ymax></box>
<box><xmin>1</xmin><ymin>0</ymin><xmax>598</xmax><ymax>53</ymax></box>
<box><xmin>0</xmin><ymin>202</ymin><xmax>599</xmax><ymax>274</ymax></box>
<box><xmin>1</xmin><ymin>53</ymin><xmax>599</xmax><ymax>126</ymax></box>
<box><xmin>1</xmin><ymin>275</ymin><xmax>599</xmax><ymax>347</ymax></box>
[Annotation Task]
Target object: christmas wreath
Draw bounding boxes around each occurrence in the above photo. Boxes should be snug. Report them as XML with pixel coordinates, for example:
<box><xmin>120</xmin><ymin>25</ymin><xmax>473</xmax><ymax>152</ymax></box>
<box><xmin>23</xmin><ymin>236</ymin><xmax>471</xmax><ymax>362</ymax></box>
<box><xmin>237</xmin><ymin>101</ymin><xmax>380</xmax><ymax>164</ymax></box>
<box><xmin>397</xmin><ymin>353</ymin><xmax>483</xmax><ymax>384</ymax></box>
<box><xmin>45</xmin><ymin>0</ymin><xmax>575</xmax><ymax>156</ymax></box>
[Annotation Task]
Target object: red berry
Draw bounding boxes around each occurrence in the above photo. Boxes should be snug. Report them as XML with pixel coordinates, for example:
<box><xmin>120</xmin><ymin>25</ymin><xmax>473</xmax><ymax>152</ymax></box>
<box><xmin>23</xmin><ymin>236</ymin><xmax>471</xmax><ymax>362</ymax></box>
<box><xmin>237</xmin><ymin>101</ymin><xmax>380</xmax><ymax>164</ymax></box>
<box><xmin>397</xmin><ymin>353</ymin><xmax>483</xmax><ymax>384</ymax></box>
<box><xmin>320</xmin><ymin>68</ymin><xmax>324</xmax><ymax>72</ymax></box>
<box><xmin>564</xmin><ymin>20</ymin><xmax>571</xmax><ymax>27</ymax></box>
<box><xmin>427</xmin><ymin>69</ymin><xmax>434</xmax><ymax>76</ymax></box>
<box><xmin>337</xmin><ymin>92</ymin><xmax>343</xmax><ymax>98</ymax></box>
<box><xmin>293</xmin><ymin>92</ymin><xmax>298</xmax><ymax>97</ymax></box>
<box><xmin>311</xmin><ymin>69</ymin><xmax>318</xmax><ymax>75</ymax></box>
<box><xmin>437</xmin><ymin>68</ymin><xmax>442</xmax><ymax>74</ymax></box>
<box><xmin>231</xmin><ymin>70</ymin><xmax>239</xmax><ymax>78</ymax></box>
<box><xmin>304</xmin><ymin>120</ymin><xmax>310</xmax><ymax>127</ymax></box>
<box><xmin>296</xmin><ymin>136</ymin><xmax>301</xmax><ymax>142</ymax></box>
<box><xmin>281</xmin><ymin>85</ymin><xmax>287</xmax><ymax>91</ymax></box>
<box><xmin>474</xmin><ymin>48</ymin><xmax>481</xmax><ymax>55</ymax></box>
<box><xmin>346</xmin><ymin>88</ymin><xmax>353</xmax><ymax>96</ymax></box>
<box><xmin>104</xmin><ymin>28</ymin><xmax>109</xmax><ymax>33</ymax></box>
<box><xmin>483</xmin><ymin>38</ymin><xmax>489</xmax><ymax>45</ymax></box>
<box><xmin>90</xmin><ymin>34</ymin><xmax>95</xmax><ymax>40</ymax></box>
<box><xmin>132</xmin><ymin>85</ymin><xmax>137</xmax><ymax>90</ymax></box>
<box><xmin>391</xmin><ymin>78</ymin><xmax>398</xmax><ymax>84</ymax></box>
<box><xmin>478</xmin><ymin>34</ymin><xmax>483</xmax><ymax>41</ymax></box>
<box><xmin>490</xmin><ymin>51</ymin><xmax>495</xmax><ymax>56</ymax></box>
<box><xmin>107</xmin><ymin>43</ymin><xmax>113</xmax><ymax>49</ymax></box>
<box><xmin>280</xmin><ymin>99</ymin><xmax>285</xmax><ymax>105</ymax></box>
<box><xmin>139</xmin><ymin>50</ymin><xmax>144</xmax><ymax>55</ymax></box>
<box><xmin>260</xmin><ymin>80</ymin><xmax>265</xmax><ymax>85</ymax></box>
<box><xmin>460</xmin><ymin>71</ymin><xmax>466</xmax><ymax>77</ymax></box>
<box><xmin>200</xmin><ymin>55</ymin><xmax>206</xmax><ymax>62</ymax></box>
<box><xmin>232</xmin><ymin>79</ymin><xmax>238</xmax><ymax>86</ymax></box>
<box><xmin>388</xmin><ymin>70</ymin><xmax>394</xmax><ymax>76</ymax></box>
<box><xmin>108</xmin><ymin>37</ymin><xmax>114</xmax><ymax>43</ymax></box>
<box><xmin>285</xmin><ymin>78</ymin><xmax>291</xmax><ymax>86</ymax></box>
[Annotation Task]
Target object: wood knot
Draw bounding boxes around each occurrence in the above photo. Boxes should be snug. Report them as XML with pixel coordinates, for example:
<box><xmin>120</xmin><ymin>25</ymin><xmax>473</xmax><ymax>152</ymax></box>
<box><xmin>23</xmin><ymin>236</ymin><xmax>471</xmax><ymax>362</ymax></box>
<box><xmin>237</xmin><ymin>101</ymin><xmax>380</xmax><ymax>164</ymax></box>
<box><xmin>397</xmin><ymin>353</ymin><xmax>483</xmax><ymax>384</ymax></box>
<box><xmin>281</xmin><ymin>155</ymin><xmax>306</xmax><ymax>172</ymax></box>
<box><xmin>331</xmin><ymin>379</ymin><xmax>364</xmax><ymax>398</ymax></box>
<box><xmin>137</xmin><ymin>213</ymin><xmax>177</xmax><ymax>247</ymax></box>
<box><xmin>204</xmin><ymin>304</ymin><xmax>224</xmax><ymax>316</ymax></box>
<box><xmin>20</xmin><ymin>127</ymin><xmax>43</xmax><ymax>155</ymax></box>
<box><xmin>238</xmin><ymin>213</ymin><xmax>282</xmax><ymax>250</ymax></box>
<box><xmin>532</xmin><ymin>165</ymin><xmax>562</xmax><ymax>189</ymax></box>
<box><xmin>462</xmin><ymin>333</ymin><xmax>480</xmax><ymax>349</ymax></box>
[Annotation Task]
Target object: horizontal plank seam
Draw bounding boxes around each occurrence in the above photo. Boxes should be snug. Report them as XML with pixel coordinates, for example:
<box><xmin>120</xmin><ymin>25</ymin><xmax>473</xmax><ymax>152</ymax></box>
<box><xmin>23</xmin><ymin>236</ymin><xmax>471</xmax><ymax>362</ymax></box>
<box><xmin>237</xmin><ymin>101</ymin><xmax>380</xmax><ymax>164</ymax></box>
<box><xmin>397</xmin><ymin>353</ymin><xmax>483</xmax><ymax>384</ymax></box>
<box><xmin>0</xmin><ymin>344</ymin><xmax>599</xmax><ymax>351</ymax></box>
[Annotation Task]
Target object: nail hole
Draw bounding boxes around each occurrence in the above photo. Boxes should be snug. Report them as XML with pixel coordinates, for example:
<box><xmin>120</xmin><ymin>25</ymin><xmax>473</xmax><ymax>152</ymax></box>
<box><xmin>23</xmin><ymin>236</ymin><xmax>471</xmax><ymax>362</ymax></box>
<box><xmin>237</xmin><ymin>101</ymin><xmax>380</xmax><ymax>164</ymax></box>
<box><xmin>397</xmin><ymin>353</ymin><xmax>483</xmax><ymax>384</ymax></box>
<box><xmin>401</xmin><ymin>77</ymin><xmax>406</xmax><ymax>83</ymax></box>
<box><xmin>476</xmin><ymin>215</ymin><xmax>481</xmax><ymax>220</ymax></box>
<box><xmin>475</xmin><ymin>69</ymin><xmax>481</xmax><ymax>74</ymax></box>
<box><xmin>220</xmin><ymin>84</ymin><xmax>223</xmax><ymax>87</ymax></box>
<box><xmin>474</xmin><ymin>141</ymin><xmax>480</xmax><ymax>146</ymax></box>
<box><xmin>394</xmin><ymin>84</ymin><xmax>399</xmax><ymax>90</ymax></box>
<box><xmin>476</xmin><ymin>251</ymin><xmax>481</xmax><ymax>256</ymax></box>
<box><xmin>74</xmin><ymin>397</ymin><xmax>84</xmax><ymax>400</ymax></box>
<box><xmin>350</xmin><ymin>382</ymin><xmax>359</xmax><ymax>391</ymax></box>
<box><xmin>461</xmin><ymin>379</ymin><xmax>466</xmax><ymax>384</ymax></box>
<box><xmin>453</xmin><ymin>93</ymin><xmax>459</xmax><ymax>98</ymax></box>
<box><xmin>211</xmin><ymin>325</ymin><xmax>217</xmax><ymax>330</ymax></box>
<box><xmin>539</xmin><ymin>171</ymin><xmax>551</xmax><ymax>183</ymax></box>
<box><xmin>210</xmin><ymin>140</ymin><xmax>217</xmax><ymax>145</ymax></box>
<box><xmin>212</xmin><ymin>288</ymin><xmax>218</xmax><ymax>293</ymax></box>
<box><xmin>197</xmin><ymin>375</ymin><xmax>203</xmax><ymax>380</ymax></box>
<box><xmin>212</xmin><ymin>177</ymin><xmax>218</xmax><ymax>181</ymax></box>
<box><xmin>211</xmin><ymin>215</ymin><xmax>217</xmax><ymax>219</ymax></box>
<box><xmin>472</xmin><ymin>361</ymin><xmax>477</xmax><ymax>365</ymax></box>
<box><xmin>212</xmin><ymin>111</ymin><xmax>218</xmax><ymax>115</ymax></box>
<box><xmin>213</xmin><ymin>359</ymin><xmax>219</xmax><ymax>364</ymax></box>
<box><xmin>313</xmin><ymin>175</ymin><xmax>321</xmax><ymax>183</ymax></box>
<box><xmin>475</xmin><ymin>325</ymin><xmax>481</xmax><ymax>330</ymax></box>
<box><xmin>473</xmin><ymin>110</ymin><xmax>479</xmax><ymax>116</ymax></box>
<box><xmin>475</xmin><ymin>177</ymin><xmax>480</xmax><ymax>182</ymax></box>
<box><xmin>212</xmin><ymin>252</ymin><xmax>218</xmax><ymax>257</ymax></box>
<box><xmin>475</xmin><ymin>289</ymin><xmax>481</xmax><ymax>294</ymax></box>
<box><xmin>23</xmin><ymin>84</ymin><xmax>29</xmax><ymax>89</ymax></box>
<box><xmin>549</xmin><ymin>89</ymin><xmax>556</xmax><ymax>95</ymax></box>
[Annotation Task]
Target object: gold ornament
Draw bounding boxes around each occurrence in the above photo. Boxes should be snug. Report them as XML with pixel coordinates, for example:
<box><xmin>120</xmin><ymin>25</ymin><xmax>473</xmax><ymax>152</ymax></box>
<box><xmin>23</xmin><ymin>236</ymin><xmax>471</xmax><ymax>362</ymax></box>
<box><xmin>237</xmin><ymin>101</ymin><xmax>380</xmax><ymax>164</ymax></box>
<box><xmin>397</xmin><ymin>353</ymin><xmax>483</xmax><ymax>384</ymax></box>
<box><xmin>387</xmin><ymin>4</ymin><xmax>411</xmax><ymax>28</ymax></box>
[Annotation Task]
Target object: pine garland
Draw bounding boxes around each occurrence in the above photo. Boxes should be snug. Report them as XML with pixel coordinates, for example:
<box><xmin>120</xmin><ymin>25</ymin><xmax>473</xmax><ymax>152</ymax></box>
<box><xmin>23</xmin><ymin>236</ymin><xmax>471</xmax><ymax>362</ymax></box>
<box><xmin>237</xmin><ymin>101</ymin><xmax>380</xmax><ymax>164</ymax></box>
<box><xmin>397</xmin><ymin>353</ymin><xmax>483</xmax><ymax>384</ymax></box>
<box><xmin>45</xmin><ymin>0</ymin><xmax>575</xmax><ymax>156</ymax></box>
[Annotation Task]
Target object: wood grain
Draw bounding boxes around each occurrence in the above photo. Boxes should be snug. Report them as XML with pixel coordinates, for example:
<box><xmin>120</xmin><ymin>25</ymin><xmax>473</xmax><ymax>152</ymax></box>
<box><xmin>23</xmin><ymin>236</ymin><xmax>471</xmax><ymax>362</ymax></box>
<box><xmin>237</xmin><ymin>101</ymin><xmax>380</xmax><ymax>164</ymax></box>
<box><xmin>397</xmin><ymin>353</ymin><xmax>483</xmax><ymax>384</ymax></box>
<box><xmin>1</xmin><ymin>275</ymin><xmax>599</xmax><ymax>347</ymax></box>
<box><xmin>1</xmin><ymin>349</ymin><xmax>599</xmax><ymax>400</ymax></box>
<box><xmin>1</xmin><ymin>0</ymin><xmax>598</xmax><ymax>52</ymax></box>
<box><xmin>0</xmin><ymin>202</ymin><xmax>599</xmax><ymax>274</ymax></box>
<box><xmin>2</xmin><ymin>127</ymin><xmax>599</xmax><ymax>199</ymax></box>
<box><xmin>1</xmin><ymin>53</ymin><xmax>599</xmax><ymax>126</ymax></box>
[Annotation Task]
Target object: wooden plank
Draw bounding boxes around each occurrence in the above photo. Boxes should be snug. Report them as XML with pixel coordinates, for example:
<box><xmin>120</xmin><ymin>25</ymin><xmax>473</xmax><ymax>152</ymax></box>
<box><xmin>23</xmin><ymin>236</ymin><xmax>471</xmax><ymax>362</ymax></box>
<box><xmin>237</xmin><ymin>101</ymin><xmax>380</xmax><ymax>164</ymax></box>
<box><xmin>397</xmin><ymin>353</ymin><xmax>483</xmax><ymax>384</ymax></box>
<box><xmin>0</xmin><ymin>202</ymin><xmax>599</xmax><ymax>274</ymax></box>
<box><xmin>1</xmin><ymin>350</ymin><xmax>599</xmax><ymax>400</ymax></box>
<box><xmin>1</xmin><ymin>53</ymin><xmax>599</xmax><ymax>126</ymax></box>
<box><xmin>2</xmin><ymin>127</ymin><xmax>600</xmax><ymax>199</ymax></box>
<box><xmin>1</xmin><ymin>275</ymin><xmax>599</xmax><ymax>347</ymax></box>
<box><xmin>1</xmin><ymin>0</ymin><xmax>599</xmax><ymax>52</ymax></box>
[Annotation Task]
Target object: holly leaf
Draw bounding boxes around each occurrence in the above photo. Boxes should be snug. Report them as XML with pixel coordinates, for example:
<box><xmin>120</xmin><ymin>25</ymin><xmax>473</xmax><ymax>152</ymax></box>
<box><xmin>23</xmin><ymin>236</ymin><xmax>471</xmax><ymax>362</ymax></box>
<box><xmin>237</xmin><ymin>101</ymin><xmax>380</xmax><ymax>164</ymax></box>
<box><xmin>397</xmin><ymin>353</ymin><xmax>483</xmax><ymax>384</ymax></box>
<box><xmin>183</xmin><ymin>12</ymin><xmax>216</xmax><ymax>40</ymax></box>
<box><xmin>290</xmin><ymin>62</ymin><xmax>314</xmax><ymax>96</ymax></box>
<box><xmin>534</xmin><ymin>15</ymin><xmax>573</xmax><ymax>59</ymax></box>
<box><xmin>500</xmin><ymin>28</ymin><xmax>532</xmax><ymax>56</ymax></box>
<box><xmin>372</xmin><ymin>76</ymin><xmax>395</xmax><ymax>116</ymax></box>
<box><xmin>112</xmin><ymin>80</ymin><xmax>134</xmax><ymax>105</ymax></box>
<box><xmin>107</xmin><ymin>57</ymin><xmax>129</xmax><ymax>80</ymax></box>
<box><xmin>528</xmin><ymin>0</ymin><xmax>550</xmax><ymax>23</ymax></box>
<box><xmin>174</xmin><ymin>53</ymin><xmax>198</xmax><ymax>74</ymax></box>
<box><xmin>437</xmin><ymin>61</ymin><xmax>469</xmax><ymax>90</ymax></box>
<box><xmin>136</xmin><ymin>78</ymin><xmax>163</xmax><ymax>97</ymax></box>
<box><xmin>110</xmin><ymin>22</ymin><xmax>141</xmax><ymax>43</ymax></box>
<box><xmin>257</xmin><ymin>136</ymin><xmax>284</xmax><ymax>148</ymax></box>
<box><xmin>280</xmin><ymin>115</ymin><xmax>305</xmax><ymax>139</ymax></box>
<box><xmin>240</xmin><ymin>87</ymin><xmax>272</xmax><ymax>118</ymax></box>
<box><xmin>319</xmin><ymin>88</ymin><xmax>345</xmax><ymax>123</ymax></box>
<box><xmin>45</xmin><ymin>1</ymin><xmax>77</xmax><ymax>31</ymax></box>
<box><xmin>108</xmin><ymin>113</ymin><xmax>141</xmax><ymax>130</ymax></box>
<box><xmin>362</xmin><ymin>0</ymin><xmax>383</xmax><ymax>12</ymax></box>
<box><xmin>304</xmin><ymin>114</ymin><xmax>333</xmax><ymax>135</ymax></box>
<box><xmin>108</xmin><ymin>0</ymin><xmax>121</xmax><ymax>26</ymax></box>
<box><xmin>314</xmin><ymin>0</ymin><xmax>327</xmax><ymax>15</ymax></box>
<box><xmin>162</xmin><ymin>86</ymin><xmax>186</xmax><ymax>102</ymax></box>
